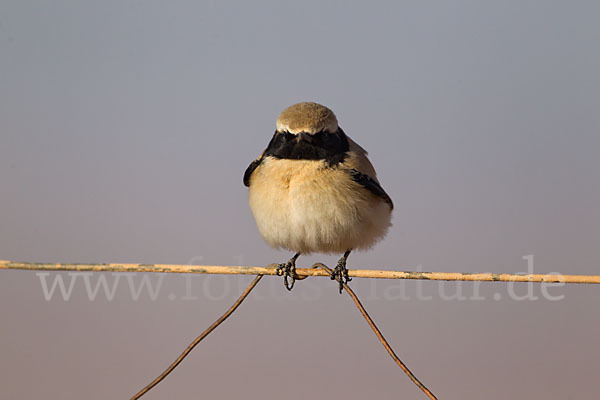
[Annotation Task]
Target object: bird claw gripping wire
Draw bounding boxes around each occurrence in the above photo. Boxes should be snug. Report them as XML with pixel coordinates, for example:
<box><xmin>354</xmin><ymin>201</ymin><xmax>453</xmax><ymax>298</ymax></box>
<box><xmin>276</xmin><ymin>254</ymin><xmax>299</xmax><ymax>291</ymax></box>
<box><xmin>331</xmin><ymin>259</ymin><xmax>352</xmax><ymax>294</ymax></box>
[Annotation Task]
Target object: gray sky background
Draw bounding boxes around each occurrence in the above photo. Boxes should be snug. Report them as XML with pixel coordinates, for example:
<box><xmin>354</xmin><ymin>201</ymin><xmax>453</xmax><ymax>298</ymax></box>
<box><xmin>1</xmin><ymin>1</ymin><xmax>599</xmax><ymax>399</ymax></box>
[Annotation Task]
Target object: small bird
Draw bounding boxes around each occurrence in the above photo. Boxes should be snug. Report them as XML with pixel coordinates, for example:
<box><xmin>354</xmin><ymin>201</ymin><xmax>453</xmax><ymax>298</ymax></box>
<box><xmin>244</xmin><ymin>102</ymin><xmax>393</xmax><ymax>293</ymax></box>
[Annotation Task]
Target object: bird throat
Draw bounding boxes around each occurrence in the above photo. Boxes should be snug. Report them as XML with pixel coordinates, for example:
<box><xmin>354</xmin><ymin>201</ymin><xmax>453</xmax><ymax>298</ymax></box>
<box><xmin>263</xmin><ymin>128</ymin><xmax>349</xmax><ymax>166</ymax></box>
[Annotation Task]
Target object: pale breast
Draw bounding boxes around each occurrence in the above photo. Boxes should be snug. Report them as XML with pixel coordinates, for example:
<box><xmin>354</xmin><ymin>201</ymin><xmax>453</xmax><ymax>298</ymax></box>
<box><xmin>248</xmin><ymin>156</ymin><xmax>392</xmax><ymax>254</ymax></box>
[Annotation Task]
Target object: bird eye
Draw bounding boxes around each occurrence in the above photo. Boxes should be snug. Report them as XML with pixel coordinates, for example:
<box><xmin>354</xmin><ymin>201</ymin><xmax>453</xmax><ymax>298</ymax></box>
<box><xmin>279</xmin><ymin>131</ymin><xmax>294</xmax><ymax>140</ymax></box>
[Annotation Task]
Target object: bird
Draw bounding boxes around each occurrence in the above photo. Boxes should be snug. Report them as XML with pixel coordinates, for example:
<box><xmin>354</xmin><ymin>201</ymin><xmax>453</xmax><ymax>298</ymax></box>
<box><xmin>243</xmin><ymin>102</ymin><xmax>393</xmax><ymax>293</ymax></box>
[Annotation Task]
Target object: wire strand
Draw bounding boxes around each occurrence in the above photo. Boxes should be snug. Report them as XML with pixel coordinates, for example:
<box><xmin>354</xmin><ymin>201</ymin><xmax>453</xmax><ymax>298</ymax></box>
<box><xmin>2</xmin><ymin>260</ymin><xmax>598</xmax><ymax>284</ymax></box>
<box><xmin>129</xmin><ymin>274</ymin><xmax>263</xmax><ymax>400</ymax></box>
<box><xmin>7</xmin><ymin>258</ymin><xmax>597</xmax><ymax>399</ymax></box>
<box><xmin>313</xmin><ymin>263</ymin><xmax>439</xmax><ymax>400</ymax></box>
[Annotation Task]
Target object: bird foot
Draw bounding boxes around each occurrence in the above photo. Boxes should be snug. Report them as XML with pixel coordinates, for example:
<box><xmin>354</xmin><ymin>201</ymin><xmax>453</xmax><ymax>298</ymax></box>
<box><xmin>276</xmin><ymin>256</ymin><xmax>298</xmax><ymax>291</ymax></box>
<box><xmin>330</xmin><ymin>258</ymin><xmax>352</xmax><ymax>294</ymax></box>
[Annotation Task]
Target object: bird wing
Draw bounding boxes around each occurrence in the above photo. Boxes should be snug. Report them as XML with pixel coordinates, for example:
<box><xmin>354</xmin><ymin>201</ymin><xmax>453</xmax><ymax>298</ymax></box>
<box><xmin>348</xmin><ymin>169</ymin><xmax>394</xmax><ymax>210</ymax></box>
<box><xmin>346</xmin><ymin>137</ymin><xmax>378</xmax><ymax>180</ymax></box>
<box><xmin>343</xmin><ymin>136</ymin><xmax>393</xmax><ymax>210</ymax></box>
<box><xmin>243</xmin><ymin>156</ymin><xmax>264</xmax><ymax>187</ymax></box>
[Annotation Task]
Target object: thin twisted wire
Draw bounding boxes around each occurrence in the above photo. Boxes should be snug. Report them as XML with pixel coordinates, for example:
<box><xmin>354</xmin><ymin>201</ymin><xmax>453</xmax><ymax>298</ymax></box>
<box><xmin>130</xmin><ymin>275</ymin><xmax>263</xmax><ymax>400</ymax></box>
<box><xmin>313</xmin><ymin>263</ymin><xmax>439</xmax><ymax>400</ymax></box>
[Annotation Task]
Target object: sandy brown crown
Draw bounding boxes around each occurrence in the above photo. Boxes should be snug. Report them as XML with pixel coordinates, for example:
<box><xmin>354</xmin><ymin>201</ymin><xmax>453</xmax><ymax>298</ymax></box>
<box><xmin>276</xmin><ymin>102</ymin><xmax>338</xmax><ymax>134</ymax></box>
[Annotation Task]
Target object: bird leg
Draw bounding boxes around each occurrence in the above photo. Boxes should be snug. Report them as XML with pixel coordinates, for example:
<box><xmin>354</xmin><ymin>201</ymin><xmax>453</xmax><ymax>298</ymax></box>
<box><xmin>276</xmin><ymin>253</ymin><xmax>300</xmax><ymax>291</ymax></box>
<box><xmin>331</xmin><ymin>249</ymin><xmax>352</xmax><ymax>294</ymax></box>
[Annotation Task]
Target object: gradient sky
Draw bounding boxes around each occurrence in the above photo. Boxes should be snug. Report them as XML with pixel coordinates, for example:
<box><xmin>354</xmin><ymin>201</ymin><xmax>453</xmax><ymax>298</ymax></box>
<box><xmin>1</xmin><ymin>1</ymin><xmax>599</xmax><ymax>399</ymax></box>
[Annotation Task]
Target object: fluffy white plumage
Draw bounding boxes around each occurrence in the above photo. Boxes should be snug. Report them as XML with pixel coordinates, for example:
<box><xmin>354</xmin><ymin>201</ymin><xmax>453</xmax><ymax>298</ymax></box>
<box><xmin>245</xmin><ymin>102</ymin><xmax>393</xmax><ymax>255</ymax></box>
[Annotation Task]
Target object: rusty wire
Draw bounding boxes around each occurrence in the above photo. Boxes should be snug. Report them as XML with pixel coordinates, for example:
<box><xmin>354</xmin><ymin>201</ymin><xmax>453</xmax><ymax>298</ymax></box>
<box><xmin>5</xmin><ymin>258</ymin><xmax>600</xmax><ymax>398</ymax></box>
<box><xmin>129</xmin><ymin>275</ymin><xmax>264</xmax><ymax>399</ymax></box>
<box><xmin>312</xmin><ymin>263</ymin><xmax>438</xmax><ymax>399</ymax></box>
<box><xmin>128</xmin><ymin>264</ymin><xmax>439</xmax><ymax>399</ymax></box>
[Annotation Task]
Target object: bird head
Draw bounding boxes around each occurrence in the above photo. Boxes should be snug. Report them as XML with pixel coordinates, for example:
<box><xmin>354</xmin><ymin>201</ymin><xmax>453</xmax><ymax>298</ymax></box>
<box><xmin>266</xmin><ymin>102</ymin><xmax>348</xmax><ymax>161</ymax></box>
<box><xmin>276</xmin><ymin>102</ymin><xmax>338</xmax><ymax>135</ymax></box>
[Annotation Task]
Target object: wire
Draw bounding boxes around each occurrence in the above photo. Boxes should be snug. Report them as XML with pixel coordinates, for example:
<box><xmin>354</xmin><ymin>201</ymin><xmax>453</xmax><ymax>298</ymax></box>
<box><xmin>313</xmin><ymin>263</ymin><xmax>439</xmax><ymax>400</ymax></box>
<box><xmin>8</xmin><ymin>258</ymin><xmax>597</xmax><ymax>399</ymax></box>
<box><xmin>2</xmin><ymin>260</ymin><xmax>598</xmax><ymax>283</ymax></box>
<box><xmin>129</xmin><ymin>275</ymin><xmax>263</xmax><ymax>400</ymax></box>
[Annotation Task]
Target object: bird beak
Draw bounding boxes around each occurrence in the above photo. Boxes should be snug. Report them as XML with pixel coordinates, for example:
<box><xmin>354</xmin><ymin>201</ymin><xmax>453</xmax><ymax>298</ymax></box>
<box><xmin>298</xmin><ymin>132</ymin><xmax>312</xmax><ymax>143</ymax></box>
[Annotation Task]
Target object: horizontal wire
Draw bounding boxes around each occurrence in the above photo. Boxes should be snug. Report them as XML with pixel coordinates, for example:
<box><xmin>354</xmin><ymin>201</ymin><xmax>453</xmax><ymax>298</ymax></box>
<box><xmin>1</xmin><ymin>260</ymin><xmax>599</xmax><ymax>283</ymax></box>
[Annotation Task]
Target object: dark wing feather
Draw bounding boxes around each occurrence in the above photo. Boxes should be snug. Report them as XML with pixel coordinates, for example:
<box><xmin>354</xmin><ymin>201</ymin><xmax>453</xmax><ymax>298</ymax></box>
<box><xmin>348</xmin><ymin>169</ymin><xmax>394</xmax><ymax>210</ymax></box>
<box><xmin>243</xmin><ymin>157</ymin><xmax>263</xmax><ymax>187</ymax></box>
